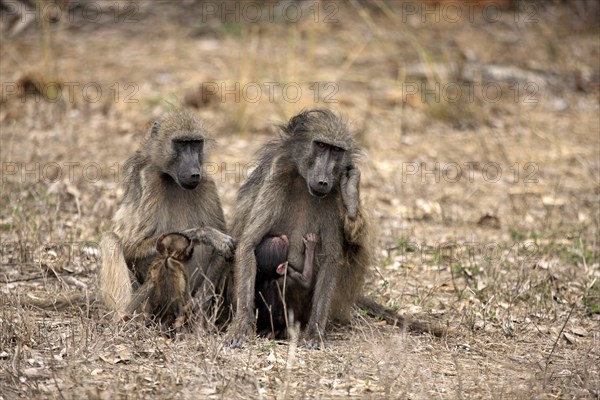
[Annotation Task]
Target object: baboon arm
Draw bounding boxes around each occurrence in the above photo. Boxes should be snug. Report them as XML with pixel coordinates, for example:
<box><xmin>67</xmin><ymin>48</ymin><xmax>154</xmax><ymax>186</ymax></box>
<box><xmin>305</xmin><ymin>261</ymin><xmax>339</xmax><ymax>348</ymax></box>
<box><xmin>233</xmin><ymin>184</ymin><xmax>285</xmax><ymax>324</ymax></box>
<box><xmin>305</xmin><ymin>234</ymin><xmax>343</xmax><ymax>348</ymax></box>
<box><xmin>229</xmin><ymin>165</ymin><xmax>290</xmax><ymax>347</ymax></box>
<box><xmin>287</xmin><ymin>244</ymin><xmax>315</xmax><ymax>289</ymax></box>
<box><xmin>123</xmin><ymin>236</ymin><xmax>160</xmax><ymax>266</ymax></box>
<box><xmin>181</xmin><ymin>226</ymin><xmax>236</xmax><ymax>260</ymax></box>
<box><xmin>193</xmin><ymin>252</ymin><xmax>225</xmax><ymax>318</ymax></box>
<box><xmin>228</xmin><ymin>240</ymin><xmax>261</xmax><ymax>347</ymax></box>
<box><xmin>286</xmin><ymin>268</ymin><xmax>310</xmax><ymax>289</ymax></box>
<box><xmin>341</xmin><ymin>165</ymin><xmax>360</xmax><ymax>221</ymax></box>
<box><xmin>343</xmin><ymin>207</ymin><xmax>366</xmax><ymax>245</ymax></box>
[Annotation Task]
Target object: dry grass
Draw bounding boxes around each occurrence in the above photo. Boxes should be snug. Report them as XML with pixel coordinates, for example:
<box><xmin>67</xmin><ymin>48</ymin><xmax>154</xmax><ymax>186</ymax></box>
<box><xmin>1</xmin><ymin>1</ymin><xmax>599</xmax><ymax>398</ymax></box>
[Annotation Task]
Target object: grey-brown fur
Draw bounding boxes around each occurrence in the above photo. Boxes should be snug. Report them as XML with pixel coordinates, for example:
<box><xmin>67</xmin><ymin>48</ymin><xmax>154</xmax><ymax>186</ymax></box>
<box><xmin>228</xmin><ymin>109</ymin><xmax>372</xmax><ymax>348</ymax></box>
<box><xmin>123</xmin><ymin>233</ymin><xmax>194</xmax><ymax>335</ymax></box>
<box><xmin>255</xmin><ymin>233</ymin><xmax>318</xmax><ymax>338</ymax></box>
<box><xmin>99</xmin><ymin>110</ymin><xmax>235</xmax><ymax>324</ymax></box>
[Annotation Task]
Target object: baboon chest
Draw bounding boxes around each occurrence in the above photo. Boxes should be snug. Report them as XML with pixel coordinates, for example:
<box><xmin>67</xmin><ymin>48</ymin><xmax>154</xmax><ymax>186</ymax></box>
<box><xmin>153</xmin><ymin>185</ymin><xmax>208</xmax><ymax>233</ymax></box>
<box><xmin>271</xmin><ymin>177</ymin><xmax>342</xmax><ymax>272</ymax></box>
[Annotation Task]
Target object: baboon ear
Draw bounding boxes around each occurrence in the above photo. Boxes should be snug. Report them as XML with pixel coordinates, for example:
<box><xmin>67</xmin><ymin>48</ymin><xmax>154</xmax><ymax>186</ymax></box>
<box><xmin>276</xmin><ymin>262</ymin><xmax>288</xmax><ymax>276</ymax></box>
<box><xmin>156</xmin><ymin>234</ymin><xmax>167</xmax><ymax>254</ymax></box>
<box><xmin>285</xmin><ymin>111</ymin><xmax>310</xmax><ymax>135</ymax></box>
<box><xmin>351</xmin><ymin>148</ymin><xmax>368</xmax><ymax>164</ymax></box>
<box><xmin>183</xmin><ymin>241</ymin><xmax>194</xmax><ymax>259</ymax></box>
<box><xmin>150</xmin><ymin>121</ymin><xmax>161</xmax><ymax>138</ymax></box>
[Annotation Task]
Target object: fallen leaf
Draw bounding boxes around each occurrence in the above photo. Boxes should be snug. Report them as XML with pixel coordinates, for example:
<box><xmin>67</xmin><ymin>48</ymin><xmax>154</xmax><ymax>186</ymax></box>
<box><xmin>99</xmin><ymin>355</ymin><xmax>117</xmax><ymax>365</ymax></box>
<box><xmin>563</xmin><ymin>332</ymin><xmax>576</xmax><ymax>344</ymax></box>
<box><xmin>570</xmin><ymin>327</ymin><xmax>588</xmax><ymax>337</ymax></box>
<box><xmin>116</xmin><ymin>346</ymin><xmax>133</xmax><ymax>362</ymax></box>
<box><xmin>22</xmin><ymin>368</ymin><xmax>51</xmax><ymax>379</ymax></box>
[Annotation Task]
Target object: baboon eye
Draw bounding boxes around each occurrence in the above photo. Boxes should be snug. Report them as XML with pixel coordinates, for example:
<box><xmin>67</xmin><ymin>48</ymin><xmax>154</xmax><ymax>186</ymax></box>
<box><xmin>316</xmin><ymin>141</ymin><xmax>326</xmax><ymax>149</ymax></box>
<box><xmin>332</xmin><ymin>146</ymin><xmax>343</xmax><ymax>152</ymax></box>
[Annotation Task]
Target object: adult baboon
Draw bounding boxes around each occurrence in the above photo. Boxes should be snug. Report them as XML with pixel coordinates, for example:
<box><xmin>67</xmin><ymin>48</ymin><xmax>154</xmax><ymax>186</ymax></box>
<box><xmin>228</xmin><ymin>109</ymin><xmax>372</xmax><ymax>348</ymax></box>
<box><xmin>254</xmin><ymin>233</ymin><xmax>317</xmax><ymax>338</ymax></box>
<box><xmin>100</xmin><ymin>110</ymin><xmax>235</xmax><ymax>322</ymax></box>
<box><xmin>229</xmin><ymin>109</ymin><xmax>446</xmax><ymax>347</ymax></box>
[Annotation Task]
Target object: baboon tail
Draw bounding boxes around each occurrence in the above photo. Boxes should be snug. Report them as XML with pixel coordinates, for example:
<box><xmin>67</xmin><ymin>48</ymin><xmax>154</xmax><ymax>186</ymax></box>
<box><xmin>22</xmin><ymin>292</ymin><xmax>96</xmax><ymax>311</ymax></box>
<box><xmin>356</xmin><ymin>296</ymin><xmax>449</xmax><ymax>337</ymax></box>
<box><xmin>100</xmin><ymin>232</ymin><xmax>132</xmax><ymax>315</ymax></box>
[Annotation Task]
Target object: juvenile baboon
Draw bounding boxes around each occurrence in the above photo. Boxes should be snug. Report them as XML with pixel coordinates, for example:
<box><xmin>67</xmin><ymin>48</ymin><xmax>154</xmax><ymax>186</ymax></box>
<box><xmin>229</xmin><ymin>109</ymin><xmax>371</xmax><ymax>348</ymax></box>
<box><xmin>124</xmin><ymin>233</ymin><xmax>194</xmax><ymax>334</ymax></box>
<box><xmin>100</xmin><ymin>110</ymin><xmax>235</xmax><ymax>323</ymax></box>
<box><xmin>255</xmin><ymin>233</ymin><xmax>317</xmax><ymax>338</ymax></box>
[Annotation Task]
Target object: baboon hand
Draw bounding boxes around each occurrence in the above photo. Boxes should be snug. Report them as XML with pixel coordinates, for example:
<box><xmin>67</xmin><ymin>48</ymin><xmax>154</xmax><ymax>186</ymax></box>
<box><xmin>302</xmin><ymin>233</ymin><xmax>318</xmax><ymax>251</ymax></box>
<box><xmin>180</xmin><ymin>228</ymin><xmax>237</xmax><ymax>260</ymax></box>
<box><xmin>341</xmin><ymin>165</ymin><xmax>360</xmax><ymax>221</ymax></box>
<box><xmin>211</xmin><ymin>233</ymin><xmax>236</xmax><ymax>261</ymax></box>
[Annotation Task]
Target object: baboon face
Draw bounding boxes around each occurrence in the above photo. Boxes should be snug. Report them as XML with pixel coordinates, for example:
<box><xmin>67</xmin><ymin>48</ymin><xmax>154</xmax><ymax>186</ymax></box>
<box><xmin>169</xmin><ymin>138</ymin><xmax>204</xmax><ymax>189</ymax></box>
<box><xmin>304</xmin><ymin>140</ymin><xmax>346</xmax><ymax>198</ymax></box>
<box><xmin>283</xmin><ymin>109</ymin><xmax>354</xmax><ymax>198</ymax></box>
<box><xmin>150</xmin><ymin>111</ymin><xmax>210</xmax><ymax>190</ymax></box>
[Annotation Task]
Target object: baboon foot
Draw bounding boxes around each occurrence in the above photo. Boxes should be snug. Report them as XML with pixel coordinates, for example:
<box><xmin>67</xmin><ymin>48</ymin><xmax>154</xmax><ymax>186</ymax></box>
<box><xmin>302</xmin><ymin>328</ymin><xmax>327</xmax><ymax>349</ymax></box>
<box><xmin>226</xmin><ymin>319</ymin><xmax>254</xmax><ymax>348</ymax></box>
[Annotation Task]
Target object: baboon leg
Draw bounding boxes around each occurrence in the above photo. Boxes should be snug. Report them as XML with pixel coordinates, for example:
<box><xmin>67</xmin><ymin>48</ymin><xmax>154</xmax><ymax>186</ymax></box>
<box><xmin>100</xmin><ymin>232</ymin><xmax>133</xmax><ymax>316</ymax></box>
<box><xmin>122</xmin><ymin>236</ymin><xmax>165</xmax><ymax>273</ymax></box>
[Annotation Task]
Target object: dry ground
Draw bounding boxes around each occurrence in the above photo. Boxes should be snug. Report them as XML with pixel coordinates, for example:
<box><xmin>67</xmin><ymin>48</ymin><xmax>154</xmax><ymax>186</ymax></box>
<box><xmin>0</xmin><ymin>1</ymin><xmax>599</xmax><ymax>399</ymax></box>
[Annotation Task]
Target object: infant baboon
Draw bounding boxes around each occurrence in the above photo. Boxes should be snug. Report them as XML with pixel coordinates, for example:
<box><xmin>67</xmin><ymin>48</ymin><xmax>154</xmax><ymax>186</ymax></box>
<box><xmin>254</xmin><ymin>233</ymin><xmax>315</xmax><ymax>287</ymax></box>
<box><xmin>100</xmin><ymin>110</ymin><xmax>235</xmax><ymax>324</ymax></box>
<box><xmin>254</xmin><ymin>233</ymin><xmax>317</xmax><ymax>338</ymax></box>
<box><xmin>124</xmin><ymin>233</ymin><xmax>194</xmax><ymax>334</ymax></box>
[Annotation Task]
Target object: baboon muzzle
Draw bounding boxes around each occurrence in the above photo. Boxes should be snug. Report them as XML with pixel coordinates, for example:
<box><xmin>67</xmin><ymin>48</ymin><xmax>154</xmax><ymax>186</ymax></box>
<box><xmin>179</xmin><ymin>169</ymin><xmax>202</xmax><ymax>189</ymax></box>
<box><xmin>177</xmin><ymin>149</ymin><xmax>203</xmax><ymax>189</ymax></box>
